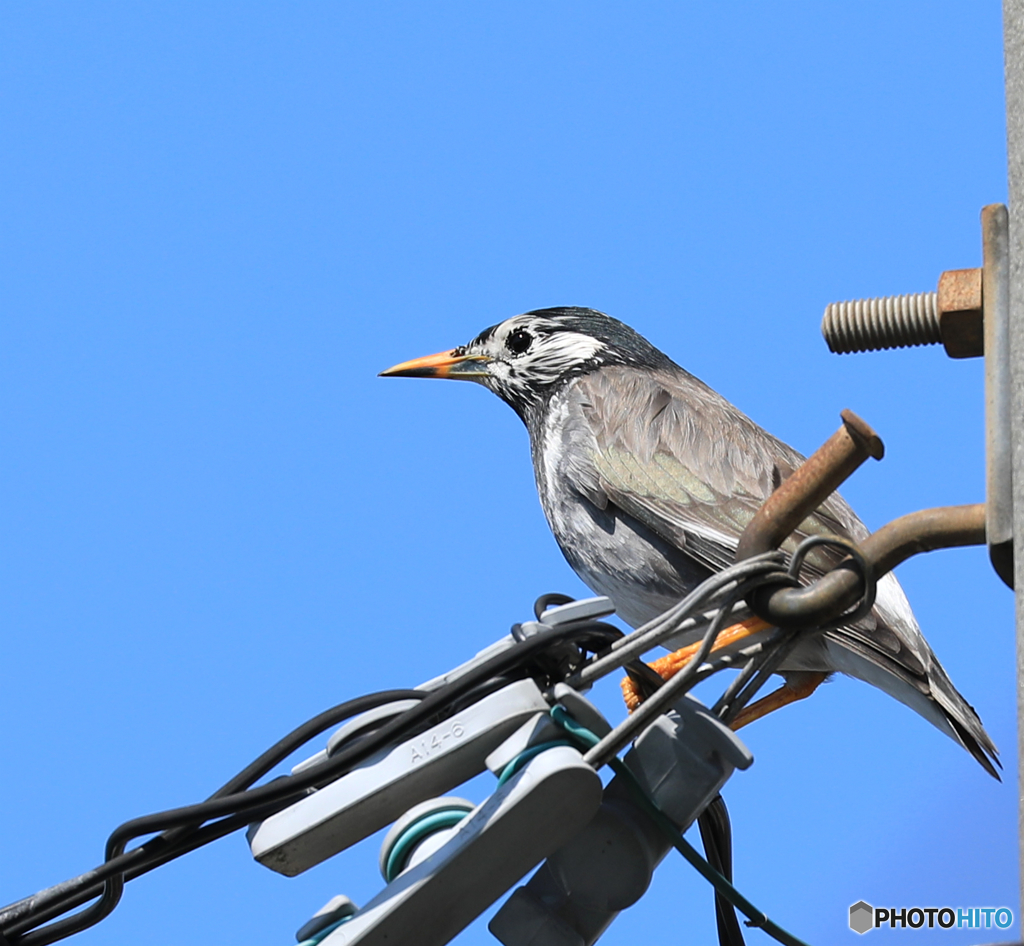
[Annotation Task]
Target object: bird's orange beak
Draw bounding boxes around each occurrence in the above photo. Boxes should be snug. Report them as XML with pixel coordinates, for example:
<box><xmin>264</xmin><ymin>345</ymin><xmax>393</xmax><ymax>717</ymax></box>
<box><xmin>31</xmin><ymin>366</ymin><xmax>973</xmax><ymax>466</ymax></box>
<box><xmin>379</xmin><ymin>349</ymin><xmax>490</xmax><ymax>379</ymax></box>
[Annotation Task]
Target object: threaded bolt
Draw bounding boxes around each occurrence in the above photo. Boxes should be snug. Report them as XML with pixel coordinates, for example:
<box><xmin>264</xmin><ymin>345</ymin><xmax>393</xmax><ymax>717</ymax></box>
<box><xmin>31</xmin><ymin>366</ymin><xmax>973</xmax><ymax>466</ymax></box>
<box><xmin>821</xmin><ymin>268</ymin><xmax>983</xmax><ymax>359</ymax></box>
<box><xmin>821</xmin><ymin>292</ymin><xmax>940</xmax><ymax>354</ymax></box>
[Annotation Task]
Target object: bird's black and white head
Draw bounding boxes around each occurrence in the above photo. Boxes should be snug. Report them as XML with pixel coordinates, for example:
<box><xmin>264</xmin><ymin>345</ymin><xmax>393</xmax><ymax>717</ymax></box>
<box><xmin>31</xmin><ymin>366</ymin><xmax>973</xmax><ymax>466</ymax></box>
<box><xmin>380</xmin><ymin>307</ymin><xmax>676</xmax><ymax>418</ymax></box>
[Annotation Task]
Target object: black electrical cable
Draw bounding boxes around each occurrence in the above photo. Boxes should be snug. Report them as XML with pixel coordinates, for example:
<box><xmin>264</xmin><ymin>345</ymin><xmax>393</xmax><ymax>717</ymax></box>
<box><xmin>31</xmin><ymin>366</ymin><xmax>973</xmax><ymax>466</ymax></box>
<box><xmin>563</xmin><ymin>621</ymin><xmax>622</xmax><ymax>657</ymax></box>
<box><xmin>8</xmin><ymin>559</ymin><xmax>837</xmax><ymax>946</ymax></box>
<box><xmin>2</xmin><ymin>689</ymin><xmax>427</xmax><ymax>945</ymax></box>
<box><xmin>15</xmin><ymin>555</ymin><xmax>825</xmax><ymax>946</ymax></box>
<box><xmin>624</xmin><ymin>659</ymin><xmax>664</xmax><ymax>700</ymax></box>
<box><xmin>7</xmin><ymin>803</ymin><xmax>289</xmax><ymax>944</ymax></box>
<box><xmin>213</xmin><ymin>689</ymin><xmax>427</xmax><ymax>796</ymax></box>
<box><xmin>3</xmin><ymin>621</ymin><xmax>619</xmax><ymax>945</ymax></box>
<box><xmin>533</xmin><ymin>593</ymin><xmax>575</xmax><ymax>619</ymax></box>
<box><xmin>698</xmin><ymin>796</ymin><xmax>745</xmax><ymax>946</ymax></box>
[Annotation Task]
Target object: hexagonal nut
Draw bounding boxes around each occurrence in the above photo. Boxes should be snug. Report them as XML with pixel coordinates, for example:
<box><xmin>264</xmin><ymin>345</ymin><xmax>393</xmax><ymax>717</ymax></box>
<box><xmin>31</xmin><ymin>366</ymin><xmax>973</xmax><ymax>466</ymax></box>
<box><xmin>938</xmin><ymin>267</ymin><xmax>983</xmax><ymax>358</ymax></box>
<box><xmin>849</xmin><ymin>900</ymin><xmax>874</xmax><ymax>935</ymax></box>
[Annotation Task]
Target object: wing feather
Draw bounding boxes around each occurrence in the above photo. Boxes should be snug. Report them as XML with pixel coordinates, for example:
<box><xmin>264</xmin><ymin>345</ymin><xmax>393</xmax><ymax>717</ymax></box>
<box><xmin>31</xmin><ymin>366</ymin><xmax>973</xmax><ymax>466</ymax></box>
<box><xmin>574</xmin><ymin>367</ymin><xmax>856</xmax><ymax>573</ymax></box>
<box><xmin>566</xmin><ymin>366</ymin><xmax>919</xmax><ymax>665</ymax></box>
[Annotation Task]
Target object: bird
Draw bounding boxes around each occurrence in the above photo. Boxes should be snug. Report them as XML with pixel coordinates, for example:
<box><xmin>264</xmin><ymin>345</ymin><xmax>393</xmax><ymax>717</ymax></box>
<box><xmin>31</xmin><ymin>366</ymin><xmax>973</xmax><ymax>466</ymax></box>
<box><xmin>380</xmin><ymin>306</ymin><xmax>999</xmax><ymax>777</ymax></box>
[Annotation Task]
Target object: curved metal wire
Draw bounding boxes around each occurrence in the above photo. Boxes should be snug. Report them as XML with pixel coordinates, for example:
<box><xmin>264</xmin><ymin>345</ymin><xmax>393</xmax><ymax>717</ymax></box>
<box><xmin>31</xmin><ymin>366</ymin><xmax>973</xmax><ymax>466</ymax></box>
<box><xmin>787</xmin><ymin>534</ymin><xmax>877</xmax><ymax>625</ymax></box>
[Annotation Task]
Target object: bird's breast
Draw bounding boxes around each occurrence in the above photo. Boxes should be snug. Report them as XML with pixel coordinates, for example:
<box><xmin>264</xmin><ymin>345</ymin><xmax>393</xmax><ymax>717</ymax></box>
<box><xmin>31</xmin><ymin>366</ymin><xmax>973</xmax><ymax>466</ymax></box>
<box><xmin>531</xmin><ymin>391</ymin><xmax>708</xmax><ymax>628</ymax></box>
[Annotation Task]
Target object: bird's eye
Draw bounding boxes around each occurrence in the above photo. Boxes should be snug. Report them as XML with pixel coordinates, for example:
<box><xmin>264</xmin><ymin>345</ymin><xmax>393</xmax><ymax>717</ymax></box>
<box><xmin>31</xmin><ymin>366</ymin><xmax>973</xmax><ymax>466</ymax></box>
<box><xmin>506</xmin><ymin>328</ymin><xmax>533</xmax><ymax>355</ymax></box>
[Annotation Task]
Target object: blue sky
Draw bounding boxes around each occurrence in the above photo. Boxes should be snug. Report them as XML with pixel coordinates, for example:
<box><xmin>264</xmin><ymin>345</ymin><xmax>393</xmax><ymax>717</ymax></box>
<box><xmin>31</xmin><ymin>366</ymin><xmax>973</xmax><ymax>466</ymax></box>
<box><xmin>1</xmin><ymin>3</ymin><xmax>1016</xmax><ymax>945</ymax></box>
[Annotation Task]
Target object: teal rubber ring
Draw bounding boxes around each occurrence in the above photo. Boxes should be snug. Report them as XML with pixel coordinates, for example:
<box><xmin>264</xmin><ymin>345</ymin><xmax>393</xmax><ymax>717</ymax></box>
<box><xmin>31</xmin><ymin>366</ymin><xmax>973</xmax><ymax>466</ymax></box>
<box><xmin>549</xmin><ymin>704</ymin><xmax>600</xmax><ymax>748</ymax></box>
<box><xmin>495</xmin><ymin>739</ymin><xmax>573</xmax><ymax>787</ymax></box>
<box><xmin>383</xmin><ymin>808</ymin><xmax>470</xmax><ymax>882</ymax></box>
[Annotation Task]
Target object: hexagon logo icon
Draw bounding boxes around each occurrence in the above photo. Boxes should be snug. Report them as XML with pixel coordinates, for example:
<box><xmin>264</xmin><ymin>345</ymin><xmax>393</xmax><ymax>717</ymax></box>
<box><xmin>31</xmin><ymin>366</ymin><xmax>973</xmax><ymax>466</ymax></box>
<box><xmin>849</xmin><ymin>901</ymin><xmax>873</xmax><ymax>934</ymax></box>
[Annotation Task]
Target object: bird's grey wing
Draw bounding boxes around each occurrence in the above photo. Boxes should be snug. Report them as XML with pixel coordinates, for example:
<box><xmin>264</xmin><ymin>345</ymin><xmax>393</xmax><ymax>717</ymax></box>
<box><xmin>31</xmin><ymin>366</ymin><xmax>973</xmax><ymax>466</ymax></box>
<box><xmin>565</xmin><ymin>366</ymin><xmax>858</xmax><ymax>576</ymax></box>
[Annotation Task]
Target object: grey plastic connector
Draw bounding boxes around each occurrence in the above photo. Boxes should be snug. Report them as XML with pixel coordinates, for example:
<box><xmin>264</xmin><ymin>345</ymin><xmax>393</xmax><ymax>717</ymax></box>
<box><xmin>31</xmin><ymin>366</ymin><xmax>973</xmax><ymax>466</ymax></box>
<box><xmin>490</xmin><ymin>695</ymin><xmax>753</xmax><ymax>946</ymax></box>
<box><xmin>416</xmin><ymin>598</ymin><xmax>613</xmax><ymax>693</ymax></box>
<box><xmin>417</xmin><ymin>636</ymin><xmax>518</xmax><ymax>692</ymax></box>
<box><xmin>491</xmin><ymin>888</ymin><xmax>585</xmax><ymax>946</ymax></box>
<box><xmin>291</xmin><ymin>699</ymin><xmax>423</xmax><ymax>776</ymax></box>
<box><xmin>295</xmin><ymin>896</ymin><xmax>358</xmax><ymax>944</ymax></box>
<box><xmin>327</xmin><ymin>700</ymin><xmax>422</xmax><ymax>757</ymax></box>
<box><xmin>537</xmin><ymin>597</ymin><xmax>615</xmax><ymax>626</ymax></box>
<box><xmin>318</xmin><ymin>746</ymin><xmax>604</xmax><ymax>946</ymax></box>
<box><xmin>485</xmin><ymin>714</ymin><xmax>564</xmax><ymax>775</ymax></box>
<box><xmin>486</xmin><ymin>686</ymin><xmax>613</xmax><ymax>775</ymax></box>
<box><xmin>550</xmin><ymin>685</ymin><xmax>612</xmax><ymax>739</ymax></box>
<box><xmin>248</xmin><ymin>679</ymin><xmax>549</xmax><ymax>875</ymax></box>
<box><xmin>490</xmin><ymin>786</ymin><xmax>665</xmax><ymax>946</ymax></box>
<box><xmin>625</xmin><ymin>694</ymin><xmax>752</xmax><ymax>829</ymax></box>
<box><xmin>514</xmin><ymin>597</ymin><xmax>616</xmax><ymax>644</ymax></box>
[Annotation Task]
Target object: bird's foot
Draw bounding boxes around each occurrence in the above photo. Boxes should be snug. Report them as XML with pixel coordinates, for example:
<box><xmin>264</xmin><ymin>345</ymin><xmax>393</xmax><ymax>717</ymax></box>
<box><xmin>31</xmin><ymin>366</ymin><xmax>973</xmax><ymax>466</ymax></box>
<box><xmin>621</xmin><ymin>616</ymin><xmax>772</xmax><ymax>711</ymax></box>
<box><xmin>728</xmin><ymin>671</ymin><xmax>827</xmax><ymax>730</ymax></box>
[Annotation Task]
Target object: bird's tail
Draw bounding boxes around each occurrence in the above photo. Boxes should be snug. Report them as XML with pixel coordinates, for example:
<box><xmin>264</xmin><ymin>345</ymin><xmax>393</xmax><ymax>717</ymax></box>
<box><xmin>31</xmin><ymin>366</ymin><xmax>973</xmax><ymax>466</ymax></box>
<box><xmin>823</xmin><ymin>569</ymin><xmax>1001</xmax><ymax>779</ymax></box>
<box><xmin>926</xmin><ymin>656</ymin><xmax>1001</xmax><ymax>780</ymax></box>
<box><xmin>824</xmin><ymin>630</ymin><xmax>1001</xmax><ymax>780</ymax></box>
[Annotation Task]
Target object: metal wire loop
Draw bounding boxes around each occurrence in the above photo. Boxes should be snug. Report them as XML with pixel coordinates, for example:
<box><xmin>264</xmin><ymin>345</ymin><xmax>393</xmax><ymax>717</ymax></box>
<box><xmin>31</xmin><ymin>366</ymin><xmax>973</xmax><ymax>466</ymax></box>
<box><xmin>787</xmin><ymin>534</ymin><xmax>877</xmax><ymax>625</ymax></box>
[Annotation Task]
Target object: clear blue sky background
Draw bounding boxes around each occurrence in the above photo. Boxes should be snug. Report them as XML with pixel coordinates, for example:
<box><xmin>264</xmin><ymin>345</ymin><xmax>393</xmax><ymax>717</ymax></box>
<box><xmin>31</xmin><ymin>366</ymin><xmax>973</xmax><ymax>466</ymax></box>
<box><xmin>1</xmin><ymin>3</ymin><xmax>1017</xmax><ymax>945</ymax></box>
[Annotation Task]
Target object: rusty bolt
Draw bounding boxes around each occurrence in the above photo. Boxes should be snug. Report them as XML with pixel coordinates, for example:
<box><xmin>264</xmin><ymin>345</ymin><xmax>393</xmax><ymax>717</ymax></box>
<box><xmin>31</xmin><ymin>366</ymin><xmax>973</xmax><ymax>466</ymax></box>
<box><xmin>936</xmin><ymin>267</ymin><xmax>982</xmax><ymax>358</ymax></box>
<box><xmin>821</xmin><ymin>267</ymin><xmax>983</xmax><ymax>358</ymax></box>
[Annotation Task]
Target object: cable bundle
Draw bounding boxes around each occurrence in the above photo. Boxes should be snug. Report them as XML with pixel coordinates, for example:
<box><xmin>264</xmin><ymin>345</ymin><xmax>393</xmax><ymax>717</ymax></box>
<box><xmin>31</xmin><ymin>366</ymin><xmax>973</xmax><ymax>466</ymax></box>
<box><xmin>1</xmin><ymin>542</ymin><xmax>873</xmax><ymax>946</ymax></box>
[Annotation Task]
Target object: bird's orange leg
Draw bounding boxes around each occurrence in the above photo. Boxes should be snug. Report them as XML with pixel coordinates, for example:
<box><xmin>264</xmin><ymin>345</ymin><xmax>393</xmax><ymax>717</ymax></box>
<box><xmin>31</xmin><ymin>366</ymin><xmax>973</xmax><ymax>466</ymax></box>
<box><xmin>621</xmin><ymin>616</ymin><xmax>772</xmax><ymax>711</ymax></box>
<box><xmin>728</xmin><ymin>671</ymin><xmax>827</xmax><ymax>730</ymax></box>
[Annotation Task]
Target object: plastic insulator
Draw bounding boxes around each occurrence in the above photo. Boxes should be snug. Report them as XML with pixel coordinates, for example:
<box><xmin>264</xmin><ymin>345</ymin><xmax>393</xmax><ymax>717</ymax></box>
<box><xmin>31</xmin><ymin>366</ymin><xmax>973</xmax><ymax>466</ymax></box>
<box><xmin>821</xmin><ymin>292</ymin><xmax>941</xmax><ymax>354</ymax></box>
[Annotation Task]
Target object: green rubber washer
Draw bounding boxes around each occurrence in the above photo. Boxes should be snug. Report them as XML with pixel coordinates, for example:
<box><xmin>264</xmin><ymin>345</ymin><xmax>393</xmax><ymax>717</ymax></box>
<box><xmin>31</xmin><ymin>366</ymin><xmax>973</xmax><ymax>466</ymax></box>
<box><xmin>379</xmin><ymin>796</ymin><xmax>475</xmax><ymax>882</ymax></box>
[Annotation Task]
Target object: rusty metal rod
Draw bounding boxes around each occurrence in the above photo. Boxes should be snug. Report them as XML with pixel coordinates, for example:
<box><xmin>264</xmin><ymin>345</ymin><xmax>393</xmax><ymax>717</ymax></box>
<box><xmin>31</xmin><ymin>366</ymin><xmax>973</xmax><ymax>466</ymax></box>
<box><xmin>864</xmin><ymin>503</ymin><xmax>986</xmax><ymax>576</ymax></box>
<box><xmin>755</xmin><ymin>505</ymin><xmax>986</xmax><ymax>628</ymax></box>
<box><xmin>736</xmin><ymin>411</ymin><xmax>987</xmax><ymax>628</ymax></box>
<box><xmin>734</xmin><ymin>409</ymin><xmax>884</xmax><ymax>562</ymax></box>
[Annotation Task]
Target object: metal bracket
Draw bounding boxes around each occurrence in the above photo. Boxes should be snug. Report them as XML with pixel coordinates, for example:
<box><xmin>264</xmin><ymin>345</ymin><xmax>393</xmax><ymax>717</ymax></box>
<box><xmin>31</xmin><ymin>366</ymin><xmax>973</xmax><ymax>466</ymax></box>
<box><xmin>982</xmin><ymin>205</ymin><xmax>1014</xmax><ymax>587</ymax></box>
<box><xmin>818</xmin><ymin>204</ymin><xmax>1013</xmax><ymax>589</ymax></box>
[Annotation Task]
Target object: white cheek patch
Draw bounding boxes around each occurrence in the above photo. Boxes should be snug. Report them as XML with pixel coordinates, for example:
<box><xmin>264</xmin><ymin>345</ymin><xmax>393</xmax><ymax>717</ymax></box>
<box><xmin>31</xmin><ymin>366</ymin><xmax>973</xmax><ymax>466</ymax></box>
<box><xmin>529</xmin><ymin>332</ymin><xmax>605</xmax><ymax>384</ymax></box>
<box><xmin>551</xmin><ymin>332</ymin><xmax>605</xmax><ymax>360</ymax></box>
